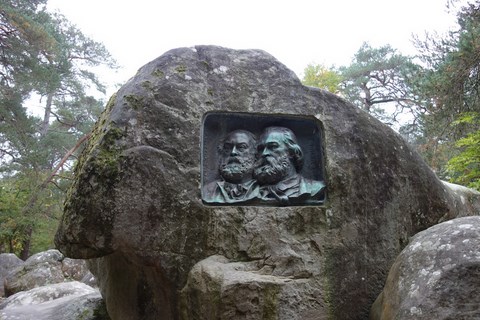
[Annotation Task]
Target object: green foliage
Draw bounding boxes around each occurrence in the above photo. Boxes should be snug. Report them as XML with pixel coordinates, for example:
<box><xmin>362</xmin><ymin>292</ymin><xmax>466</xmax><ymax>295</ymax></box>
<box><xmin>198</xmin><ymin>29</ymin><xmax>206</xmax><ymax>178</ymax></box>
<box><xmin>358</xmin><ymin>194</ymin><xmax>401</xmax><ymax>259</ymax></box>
<box><xmin>301</xmin><ymin>63</ymin><xmax>342</xmax><ymax>93</ymax></box>
<box><xmin>303</xmin><ymin>43</ymin><xmax>424</xmax><ymax>129</ymax></box>
<box><xmin>1</xmin><ymin>0</ymin><xmax>56</xmax><ymax>95</ymax></box>
<box><xmin>0</xmin><ymin>177</ymin><xmax>31</xmax><ymax>254</ymax></box>
<box><xmin>446</xmin><ymin>112</ymin><xmax>480</xmax><ymax>190</ymax></box>
<box><xmin>0</xmin><ymin>170</ymin><xmax>62</xmax><ymax>255</ymax></box>
<box><xmin>411</xmin><ymin>1</ymin><xmax>480</xmax><ymax>186</ymax></box>
<box><xmin>338</xmin><ymin>42</ymin><xmax>421</xmax><ymax>126</ymax></box>
<box><xmin>301</xmin><ymin>2</ymin><xmax>480</xmax><ymax>191</ymax></box>
<box><xmin>0</xmin><ymin>0</ymin><xmax>116</xmax><ymax>257</ymax></box>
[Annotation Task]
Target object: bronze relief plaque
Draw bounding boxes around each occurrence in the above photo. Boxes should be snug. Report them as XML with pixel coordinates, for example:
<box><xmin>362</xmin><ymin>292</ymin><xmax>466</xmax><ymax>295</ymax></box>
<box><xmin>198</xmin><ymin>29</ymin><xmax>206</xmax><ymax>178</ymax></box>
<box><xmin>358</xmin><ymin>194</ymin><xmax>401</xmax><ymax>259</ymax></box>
<box><xmin>201</xmin><ymin>112</ymin><xmax>326</xmax><ymax>206</ymax></box>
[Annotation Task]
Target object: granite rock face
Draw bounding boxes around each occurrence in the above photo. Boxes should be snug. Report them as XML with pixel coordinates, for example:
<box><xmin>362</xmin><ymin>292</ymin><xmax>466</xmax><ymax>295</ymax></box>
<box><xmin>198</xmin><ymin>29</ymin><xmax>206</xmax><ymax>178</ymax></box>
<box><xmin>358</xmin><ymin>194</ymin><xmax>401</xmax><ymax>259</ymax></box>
<box><xmin>55</xmin><ymin>45</ymin><xmax>480</xmax><ymax>319</ymax></box>
<box><xmin>370</xmin><ymin>216</ymin><xmax>480</xmax><ymax>319</ymax></box>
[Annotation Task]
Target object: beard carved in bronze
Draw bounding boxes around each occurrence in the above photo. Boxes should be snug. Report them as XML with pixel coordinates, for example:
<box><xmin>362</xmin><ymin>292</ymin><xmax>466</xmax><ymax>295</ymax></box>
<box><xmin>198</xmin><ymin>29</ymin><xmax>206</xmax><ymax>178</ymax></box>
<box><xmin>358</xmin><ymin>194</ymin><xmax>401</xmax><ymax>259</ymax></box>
<box><xmin>203</xmin><ymin>130</ymin><xmax>260</xmax><ymax>204</ymax></box>
<box><xmin>202</xmin><ymin>117</ymin><xmax>326</xmax><ymax>206</ymax></box>
<box><xmin>253</xmin><ymin>126</ymin><xmax>325</xmax><ymax>205</ymax></box>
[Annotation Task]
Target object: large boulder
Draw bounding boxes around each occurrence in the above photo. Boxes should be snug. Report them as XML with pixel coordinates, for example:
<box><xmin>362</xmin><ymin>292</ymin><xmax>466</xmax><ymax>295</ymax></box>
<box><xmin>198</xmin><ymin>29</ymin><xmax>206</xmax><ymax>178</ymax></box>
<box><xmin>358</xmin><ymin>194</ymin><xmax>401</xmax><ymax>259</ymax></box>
<box><xmin>55</xmin><ymin>45</ymin><xmax>480</xmax><ymax>319</ymax></box>
<box><xmin>370</xmin><ymin>216</ymin><xmax>480</xmax><ymax>319</ymax></box>
<box><xmin>4</xmin><ymin>249</ymin><xmax>89</xmax><ymax>296</ymax></box>
<box><xmin>0</xmin><ymin>253</ymin><xmax>24</xmax><ymax>297</ymax></box>
<box><xmin>0</xmin><ymin>281</ymin><xmax>108</xmax><ymax>320</ymax></box>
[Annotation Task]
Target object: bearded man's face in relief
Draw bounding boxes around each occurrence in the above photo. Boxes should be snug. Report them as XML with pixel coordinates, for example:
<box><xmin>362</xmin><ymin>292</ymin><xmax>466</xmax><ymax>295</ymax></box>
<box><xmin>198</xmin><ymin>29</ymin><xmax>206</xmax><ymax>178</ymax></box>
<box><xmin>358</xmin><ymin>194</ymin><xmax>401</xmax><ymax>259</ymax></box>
<box><xmin>219</xmin><ymin>131</ymin><xmax>256</xmax><ymax>184</ymax></box>
<box><xmin>253</xmin><ymin>131</ymin><xmax>295</xmax><ymax>185</ymax></box>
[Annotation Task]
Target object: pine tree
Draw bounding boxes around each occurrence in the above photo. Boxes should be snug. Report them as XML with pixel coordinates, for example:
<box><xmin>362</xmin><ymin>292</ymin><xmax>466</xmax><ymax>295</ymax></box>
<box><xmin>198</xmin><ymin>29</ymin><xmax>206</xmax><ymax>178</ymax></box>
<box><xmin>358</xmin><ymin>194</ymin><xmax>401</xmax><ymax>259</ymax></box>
<box><xmin>0</xmin><ymin>0</ymin><xmax>117</xmax><ymax>258</ymax></box>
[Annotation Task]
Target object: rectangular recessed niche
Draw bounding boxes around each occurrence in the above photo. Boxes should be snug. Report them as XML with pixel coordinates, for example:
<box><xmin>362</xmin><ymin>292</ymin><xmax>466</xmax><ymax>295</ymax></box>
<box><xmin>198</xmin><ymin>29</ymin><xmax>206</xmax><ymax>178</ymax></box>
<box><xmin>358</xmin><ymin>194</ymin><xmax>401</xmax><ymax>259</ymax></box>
<box><xmin>201</xmin><ymin>112</ymin><xmax>326</xmax><ymax>206</ymax></box>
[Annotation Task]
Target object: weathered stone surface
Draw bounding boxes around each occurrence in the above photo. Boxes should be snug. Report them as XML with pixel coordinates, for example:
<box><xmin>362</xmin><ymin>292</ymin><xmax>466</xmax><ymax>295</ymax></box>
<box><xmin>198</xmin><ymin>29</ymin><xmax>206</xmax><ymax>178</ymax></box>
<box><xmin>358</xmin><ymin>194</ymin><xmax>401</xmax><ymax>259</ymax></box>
<box><xmin>0</xmin><ymin>281</ymin><xmax>108</xmax><ymax>320</ymax></box>
<box><xmin>55</xmin><ymin>45</ymin><xmax>480</xmax><ymax>319</ymax></box>
<box><xmin>0</xmin><ymin>253</ymin><xmax>24</xmax><ymax>297</ymax></box>
<box><xmin>81</xmin><ymin>271</ymin><xmax>97</xmax><ymax>287</ymax></box>
<box><xmin>370</xmin><ymin>216</ymin><xmax>480</xmax><ymax>319</ymax></box>
<box><xmin>442</xmin><ymin>181</ymin><xmax>480</xmax><ymax>215</ymax></box>
<box><xmin>179</xmin><ymin>255</ymin><xmax>326</xmax><ymax>319</ymax></box>
<box><xmin>3</xmin><ymin>249</ymin><xmax>89</xmax><ymax>296</ymax></box>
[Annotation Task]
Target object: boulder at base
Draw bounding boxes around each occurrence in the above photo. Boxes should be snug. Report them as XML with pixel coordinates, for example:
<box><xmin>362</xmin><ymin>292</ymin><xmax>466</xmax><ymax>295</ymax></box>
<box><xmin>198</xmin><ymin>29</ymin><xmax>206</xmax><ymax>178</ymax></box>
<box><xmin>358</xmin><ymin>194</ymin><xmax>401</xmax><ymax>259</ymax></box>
<box><xmin>55</xmin><ymin>45</ymin><xmax>480</xmax><ymax>319</ymax></box>
<box><xmin>4</xmin><ymin>249</ymin><xmax>89</xmax><ymax>297</ymax></box>
<box><xmin>0</xmin><ymin>253</ymin><xmax>24</xmax><ymax>297</ymax></box>
<box><xmin>0</xmin><ymin>281</ymin><xmax>108</xmax><ymax>320</ymax></box>
<box><xmin>371</xmin><ymin>216</ymin><xmax>480</xmax><ymax>320</ymax></box>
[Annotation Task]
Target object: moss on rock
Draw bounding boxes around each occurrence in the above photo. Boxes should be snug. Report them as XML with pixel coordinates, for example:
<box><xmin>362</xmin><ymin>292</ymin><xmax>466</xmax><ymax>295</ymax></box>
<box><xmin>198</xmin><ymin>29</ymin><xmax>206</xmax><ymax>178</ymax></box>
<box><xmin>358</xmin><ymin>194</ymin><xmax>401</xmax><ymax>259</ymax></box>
<box><xmin>261</xmin><ymin>283</ymin><xmax>280</xmax><ymax>319</ymax></box>
<box><xmin>124</xmin><ymin>94</ymin><xmax>145</xmax><ymax>110</ymax></box>
<box><xmin>57</xmin><ymin>92</ymin><xmax>127</xmax><ymax>258</ymax></box>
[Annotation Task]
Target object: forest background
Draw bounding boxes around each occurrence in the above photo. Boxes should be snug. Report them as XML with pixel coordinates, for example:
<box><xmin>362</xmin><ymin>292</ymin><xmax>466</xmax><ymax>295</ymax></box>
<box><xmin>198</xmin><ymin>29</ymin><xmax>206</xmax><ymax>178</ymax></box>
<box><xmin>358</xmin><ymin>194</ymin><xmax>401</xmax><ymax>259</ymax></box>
<box><xmin>1</xmin><ymin>0</ymin><xmax>479</xmax><ymax>259</ymax></box>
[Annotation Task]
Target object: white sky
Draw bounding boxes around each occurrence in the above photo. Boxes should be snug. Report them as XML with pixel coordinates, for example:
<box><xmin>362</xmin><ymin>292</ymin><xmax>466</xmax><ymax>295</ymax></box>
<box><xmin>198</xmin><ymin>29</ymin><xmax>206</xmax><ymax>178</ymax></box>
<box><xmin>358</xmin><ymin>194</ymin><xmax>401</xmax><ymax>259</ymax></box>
<box><xmin>46</xmin><ymin>0</ymin><xmax>460</xmax><ymax>97</ymax></box>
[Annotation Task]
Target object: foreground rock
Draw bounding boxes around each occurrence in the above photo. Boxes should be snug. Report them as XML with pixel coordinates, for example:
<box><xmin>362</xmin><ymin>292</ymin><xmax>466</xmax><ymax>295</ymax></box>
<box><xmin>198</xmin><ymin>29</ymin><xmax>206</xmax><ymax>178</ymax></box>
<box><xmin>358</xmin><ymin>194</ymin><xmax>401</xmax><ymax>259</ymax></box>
<box><xmin>4</xmin><ymin>249</ymin><xmax>89</xmax><ymax>296</ymax></box>
<box><xmin>55</xmin><ymin>45</ymin><xmax>480</xmax><ymax>319</ymax></box>
<box><xmin>179</xmin><ymin>255</ymin><xmax>324</xmax><ymax>319</ymax></box>
<box><xmin>371</xmin><ymin>216</ymin><xmax>480</xmax><ymax>319</ymax></box>
<box><xmin>0</xmin><ymin>281</ymin><xmax>108</xmax><ymax>320</ymax></box>
<box><xmin>0</xmin><ymin>253</ymin><xmax>24</xmax><ymax>297</ymax></box>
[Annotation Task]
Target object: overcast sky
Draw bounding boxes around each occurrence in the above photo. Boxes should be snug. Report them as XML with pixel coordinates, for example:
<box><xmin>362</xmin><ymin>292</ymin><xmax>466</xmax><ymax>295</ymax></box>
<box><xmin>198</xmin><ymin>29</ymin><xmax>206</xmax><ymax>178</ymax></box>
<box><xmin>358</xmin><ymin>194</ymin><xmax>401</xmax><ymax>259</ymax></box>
<box><xmin>46</xmin><ymin>0</ymin><xmax>461</xmax><ymax>96</ymax></box>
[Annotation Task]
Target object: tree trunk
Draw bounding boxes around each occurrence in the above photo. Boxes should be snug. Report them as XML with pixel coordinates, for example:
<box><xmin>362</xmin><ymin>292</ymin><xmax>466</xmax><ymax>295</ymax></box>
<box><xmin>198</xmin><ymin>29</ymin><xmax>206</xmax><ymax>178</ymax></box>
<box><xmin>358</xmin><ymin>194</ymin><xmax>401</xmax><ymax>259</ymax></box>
<box><xmin>40</xmin><ymin>92</ymin><xmax>53</xmax><ymax>136</ymax></box>
<box><xmin>19</xmin><ymin>226</ymin><xmax>32</xmax><ymax>260</ymax></box>
<box><xmin>361</xmin><ymin>82</ymin><xmax>372</xmax><ymax>113</ymax></box>
<box><xmin>18</xmin><ymin>133</ymin><xmax>91</xmax><ymax>260</ymax></box>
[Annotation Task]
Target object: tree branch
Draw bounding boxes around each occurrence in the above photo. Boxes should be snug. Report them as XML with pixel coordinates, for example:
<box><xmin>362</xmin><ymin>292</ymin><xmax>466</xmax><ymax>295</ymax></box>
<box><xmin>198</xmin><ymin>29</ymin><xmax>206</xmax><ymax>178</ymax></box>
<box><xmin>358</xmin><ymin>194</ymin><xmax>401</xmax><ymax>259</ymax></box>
<box><xmin>21</xmin><ymin>132</ymin><xmax>91</xmax><ymax>215</ymax></box>
<box><xmin>43</xmin><ymin>133</ymin><xmax>91</xmax><ymax>187</ymax></box>
<box><xmin>50</xmin><ymin>110</ymin><xmax>75</xmax><ymax>127</ymax></box>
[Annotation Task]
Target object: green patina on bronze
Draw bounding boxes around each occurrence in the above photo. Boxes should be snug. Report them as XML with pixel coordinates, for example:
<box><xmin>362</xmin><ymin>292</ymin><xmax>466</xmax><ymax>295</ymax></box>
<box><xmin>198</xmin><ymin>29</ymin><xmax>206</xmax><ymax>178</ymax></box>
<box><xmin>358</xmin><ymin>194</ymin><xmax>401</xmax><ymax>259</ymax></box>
<box><xmin>202</xmin><ymin>117</ymin><xmax>326</xmax><ymax>207</ymax></box>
